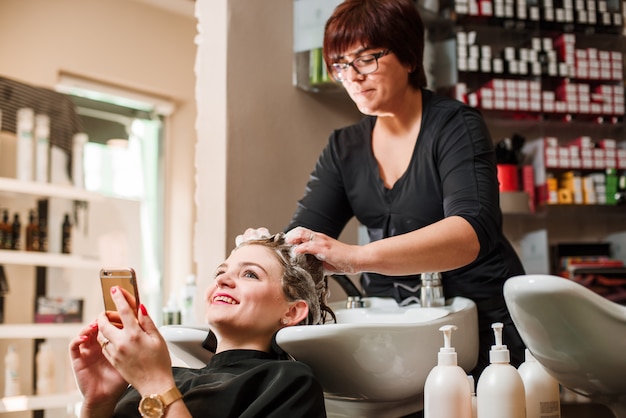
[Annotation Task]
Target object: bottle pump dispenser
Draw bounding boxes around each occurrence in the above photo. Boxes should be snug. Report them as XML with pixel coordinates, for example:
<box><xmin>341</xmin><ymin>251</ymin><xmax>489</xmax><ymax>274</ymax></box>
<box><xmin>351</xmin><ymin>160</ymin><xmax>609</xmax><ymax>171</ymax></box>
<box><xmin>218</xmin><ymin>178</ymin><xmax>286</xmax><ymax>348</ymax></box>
<box><xmin>424</xmin><ymin>325</ymin><xmax>472</xmax><ymax>418</ymax></box>
<box><xmin>476</xmin><ymin>322</ymin><xmax>526</xmax><ymax>418</ymax></box>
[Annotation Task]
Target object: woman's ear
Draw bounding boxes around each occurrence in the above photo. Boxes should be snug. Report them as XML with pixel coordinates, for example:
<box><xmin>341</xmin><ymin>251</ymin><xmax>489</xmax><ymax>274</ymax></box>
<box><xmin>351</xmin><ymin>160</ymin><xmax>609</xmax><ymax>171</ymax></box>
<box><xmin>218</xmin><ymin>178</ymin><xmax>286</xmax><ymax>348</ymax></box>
<box><xmin>283</xmin><ymin>300</ymin><xmax>309</xmax><ymax>326</ymax></box>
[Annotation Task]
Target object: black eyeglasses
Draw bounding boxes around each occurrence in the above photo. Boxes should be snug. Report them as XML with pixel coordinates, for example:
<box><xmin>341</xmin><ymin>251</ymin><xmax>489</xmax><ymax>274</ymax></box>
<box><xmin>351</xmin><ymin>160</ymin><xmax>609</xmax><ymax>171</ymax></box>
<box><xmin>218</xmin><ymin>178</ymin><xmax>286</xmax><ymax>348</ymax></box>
<box><xmin>330</xmin><ymin>50</ymin><xmax>391</xmax><ymax>82</ymax></box>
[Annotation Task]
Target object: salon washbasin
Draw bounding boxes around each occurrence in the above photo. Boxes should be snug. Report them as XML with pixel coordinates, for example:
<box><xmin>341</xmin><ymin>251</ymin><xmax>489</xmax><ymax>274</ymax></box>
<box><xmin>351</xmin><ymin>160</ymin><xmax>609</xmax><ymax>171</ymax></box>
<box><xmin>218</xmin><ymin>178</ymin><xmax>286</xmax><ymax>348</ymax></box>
<box><xmin>275</xmin><ymin>296</ymin><xmax>478</xmax><ymax>418</ymax></box>
<box><xmin>503</xmin><ymin>274</ymin><xmax>626</xmax><ymax>418</ymax></box>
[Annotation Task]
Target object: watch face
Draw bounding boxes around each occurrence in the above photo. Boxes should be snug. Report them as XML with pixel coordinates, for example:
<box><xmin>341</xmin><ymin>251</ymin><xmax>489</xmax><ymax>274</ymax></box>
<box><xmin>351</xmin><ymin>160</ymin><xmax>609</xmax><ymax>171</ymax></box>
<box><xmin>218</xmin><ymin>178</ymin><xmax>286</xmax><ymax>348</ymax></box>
<box><xmin>139</xmin><ymin>395</ymin><xmax>164</xmax><ymax>418</ymax></box>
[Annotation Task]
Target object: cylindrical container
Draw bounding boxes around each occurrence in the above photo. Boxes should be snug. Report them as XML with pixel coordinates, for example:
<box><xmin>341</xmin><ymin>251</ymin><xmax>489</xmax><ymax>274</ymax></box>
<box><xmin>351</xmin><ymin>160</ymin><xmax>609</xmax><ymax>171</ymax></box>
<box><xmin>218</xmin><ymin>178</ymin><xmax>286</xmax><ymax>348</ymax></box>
<box><xmin>163</xmin><ymin>294</ymin><xmax>181</xmax><ymax>325</ymax></box>
<box><xmin>518</xmin><ymin>349</ymin><xmax>561</xmax><ymax>418</ymax></box>
<box><xmin>72</xmin><ymin>133</ymin><xmax>88</xmax><ymax>188</ymax></box>
<box><xmin>421</xmin><ymin>272</ymin><xmax>445</xmax><ymax>307</ymax></box>
<box><xmin>181</xmin><ymin>274</ymin><xmax>197</xmax><ymax>325</ymax></box>
<box><xmin>61</xmin><ymin>213</ymin><xmax>72</xmax><ymax>254</ymax></box>
<box><xmin>497</xmin><ymin>164</ymin><xmax>519</xmax><ymax>192</ymax></box>
<box><xmin>424</xmin><ymin>325</ymin><xmax>472</xmax><ymax>418</ymax></box>
<box><xmin>477</xmin><ymin>323</ymin><xmax>526</xmax><ymax>418</ymax></box>
<box><xmin>4</xmin><ymin>344</ymin><xmax>21</xmax><ymax>397</ymax></box>
<box><xmin>34</xmin><ymin>114</ymin><xmax>50</xmax><ymax>183</ymax></box>
<box><xmin>16</xmin><ymin>107</ymin><xmax>35</xmax><ymax>182</ymax></box>
<box><xmin>36</xmin><ymin>342</ymin><xmax>55</xmax><ymax>395</ymax></box>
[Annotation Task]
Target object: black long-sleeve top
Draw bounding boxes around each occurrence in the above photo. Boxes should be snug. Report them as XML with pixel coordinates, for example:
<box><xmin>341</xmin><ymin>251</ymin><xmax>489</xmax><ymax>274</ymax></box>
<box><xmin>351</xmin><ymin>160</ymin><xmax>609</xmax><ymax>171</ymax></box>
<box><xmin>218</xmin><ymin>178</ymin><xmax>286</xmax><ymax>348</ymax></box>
<box><xmin>287</xmin><ymin>89</ymin><xmax>524</xmax><ymax>302</ymax></box>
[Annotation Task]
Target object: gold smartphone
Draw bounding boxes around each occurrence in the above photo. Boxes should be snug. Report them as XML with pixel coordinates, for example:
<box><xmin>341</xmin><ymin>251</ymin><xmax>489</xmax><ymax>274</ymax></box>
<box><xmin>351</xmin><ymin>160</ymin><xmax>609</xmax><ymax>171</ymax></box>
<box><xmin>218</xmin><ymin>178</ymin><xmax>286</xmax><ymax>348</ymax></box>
<box><xmin>100</xmin><ymin>268</ymin><xmax>140</xmax><ymax>318</ymax></box>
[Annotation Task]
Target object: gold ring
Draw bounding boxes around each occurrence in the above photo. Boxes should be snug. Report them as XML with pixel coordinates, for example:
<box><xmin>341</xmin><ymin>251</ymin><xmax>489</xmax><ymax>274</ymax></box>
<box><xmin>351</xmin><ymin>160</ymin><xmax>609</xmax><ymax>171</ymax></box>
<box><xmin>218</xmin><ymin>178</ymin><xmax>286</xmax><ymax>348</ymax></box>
<box><xmin>100</xmin><ymin>338</ymin><xmax>110</xmax><ymax>349</ymax></box>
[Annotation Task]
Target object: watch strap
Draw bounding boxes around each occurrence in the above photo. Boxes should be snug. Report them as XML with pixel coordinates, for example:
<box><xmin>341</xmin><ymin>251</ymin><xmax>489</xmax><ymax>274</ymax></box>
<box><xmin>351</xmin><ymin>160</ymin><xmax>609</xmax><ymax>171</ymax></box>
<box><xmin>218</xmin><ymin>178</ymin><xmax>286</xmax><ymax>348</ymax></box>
<box><xmin>159</xmin><ymin>386</ymin><xmax>183</xmax><ymax>408</ymax></box>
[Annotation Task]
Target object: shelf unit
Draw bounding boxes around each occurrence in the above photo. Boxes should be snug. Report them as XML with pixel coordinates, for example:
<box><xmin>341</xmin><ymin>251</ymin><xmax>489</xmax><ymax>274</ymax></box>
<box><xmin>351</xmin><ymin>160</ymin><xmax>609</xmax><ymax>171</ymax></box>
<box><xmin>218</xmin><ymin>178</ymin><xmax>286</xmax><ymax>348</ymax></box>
<box><xmin>0</xmin><ymin>177</ymin><xmax>100</xmax><ymax>415</ymax></box>
<box><xmin>292</xmin><ymin>1</ymin><xmax>626</xmax><ymax>277</ymax></box>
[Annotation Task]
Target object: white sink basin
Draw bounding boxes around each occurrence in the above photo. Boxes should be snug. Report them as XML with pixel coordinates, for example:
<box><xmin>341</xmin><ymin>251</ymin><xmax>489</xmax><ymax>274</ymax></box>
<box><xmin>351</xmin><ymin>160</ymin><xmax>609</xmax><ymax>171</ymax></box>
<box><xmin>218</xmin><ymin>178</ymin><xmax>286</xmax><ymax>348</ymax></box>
<box><xmin>275</xmin><ymin>297</ymin><xmax>478</xmax><ymax>417</ymax></box>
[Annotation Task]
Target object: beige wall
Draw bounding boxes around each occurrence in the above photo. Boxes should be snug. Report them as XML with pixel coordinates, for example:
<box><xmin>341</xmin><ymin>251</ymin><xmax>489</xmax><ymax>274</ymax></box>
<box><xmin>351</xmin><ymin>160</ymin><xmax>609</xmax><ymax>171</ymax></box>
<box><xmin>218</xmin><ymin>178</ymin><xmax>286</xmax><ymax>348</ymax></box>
<box><xmin>225</xmin><ymin>0</ymin><xmax>361</xmax><ymax>241</ymax></box>
<box><xmin>194</xmin><ymin>0</ymin><xmax>362</xmax><ymax>301</ymax></box>
<box><xmin>0</xmin><ymin>0</ymin><xmax>197</xmax><ymax>300</ymax></box>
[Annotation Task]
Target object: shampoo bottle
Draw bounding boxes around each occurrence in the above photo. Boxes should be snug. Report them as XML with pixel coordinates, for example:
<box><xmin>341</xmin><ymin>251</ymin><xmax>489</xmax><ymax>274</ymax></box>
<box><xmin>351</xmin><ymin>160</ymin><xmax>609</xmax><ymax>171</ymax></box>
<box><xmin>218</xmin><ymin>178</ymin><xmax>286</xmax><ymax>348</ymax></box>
<box><xmin>476</xmin><ymin>322</ymin><xmax>526</xmax><ymax>418</ymax></box>
<box><xmin>35</xmin><ymin>342</ymin><xmax>55</xmax><ymax>395</ymax></box>
<box><xmin>4</xmin><ymin>344</ymin><xmax>20</xmax><ymax>397</ymax></box>
<box><xmin>16</xmin><ymin>107</ymin><xmax>34</xmax><ymax>182</ymax></box>
<box><xmin>518</xmin><ymin>348</ymin><xmax>561</xmax><ymax>418</ymax></box>
<box><xmin>72</xmin><ymin>133</ymin><xmax>88</xmax><ymax>188</ymax></box>
<box><xmin>424</xmin><ymin>325</ymin><xmax>472</xmax><ymax>418</ymax></box>
<box><xmin>181</xmin><ymin>274</ymin><xmax>197</xmax><ymax>325</ymax></box>
<box><xmin>34</xmin><ymin>114</ymin><xmax>50</xmax><ymax>183</ymax></box>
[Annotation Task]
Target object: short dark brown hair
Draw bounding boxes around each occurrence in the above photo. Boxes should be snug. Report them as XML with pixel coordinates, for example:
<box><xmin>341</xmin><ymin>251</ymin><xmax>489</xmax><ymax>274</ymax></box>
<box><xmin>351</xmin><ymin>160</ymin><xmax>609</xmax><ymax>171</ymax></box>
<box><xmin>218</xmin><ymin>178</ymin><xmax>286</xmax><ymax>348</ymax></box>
<box><xmin>323</xmin><ymin>0</ymin><xmax>427</xmax><ymax>89</ymax></box>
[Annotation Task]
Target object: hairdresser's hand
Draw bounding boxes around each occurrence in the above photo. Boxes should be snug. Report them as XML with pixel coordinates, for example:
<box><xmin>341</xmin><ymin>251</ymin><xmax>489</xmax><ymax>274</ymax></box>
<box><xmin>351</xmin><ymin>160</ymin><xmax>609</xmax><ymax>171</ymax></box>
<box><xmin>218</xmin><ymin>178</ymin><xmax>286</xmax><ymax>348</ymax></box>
<box><xmin>235</xmin><ymin>227</ymin><xmax>272</xmax><ymax>246</ymax></box>
<box><xmin>69</xmin><ymin>322</ymin><xmax>128</xmax><ymax>416</ymax></box>
<box><xmin>286</xmin><ymin>226</ymin><xmax>362</xmax><ymax>274</ymax></box>
<box><xmin>97</xmin><ymin>286</ymin><xmax>176</xmax><ymax>398</ymax></box>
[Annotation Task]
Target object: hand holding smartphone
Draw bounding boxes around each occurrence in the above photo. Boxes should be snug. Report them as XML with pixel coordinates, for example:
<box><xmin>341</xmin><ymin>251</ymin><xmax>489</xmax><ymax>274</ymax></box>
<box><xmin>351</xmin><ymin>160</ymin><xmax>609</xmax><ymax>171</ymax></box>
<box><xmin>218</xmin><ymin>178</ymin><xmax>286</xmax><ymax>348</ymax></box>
<box><xmin>100</xmin><ymin>268</ymin><xmax>140</xmax><ymax>327</ymax></box>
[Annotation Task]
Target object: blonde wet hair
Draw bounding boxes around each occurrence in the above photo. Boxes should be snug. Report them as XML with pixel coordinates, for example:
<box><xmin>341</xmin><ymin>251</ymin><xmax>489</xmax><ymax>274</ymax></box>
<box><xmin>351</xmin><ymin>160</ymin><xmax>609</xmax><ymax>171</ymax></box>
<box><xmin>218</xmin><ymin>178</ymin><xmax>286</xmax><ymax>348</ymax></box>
<box><xmin>238</xmin><ymin>233</ymin><xmax>335</xmax><ymax>325</ymax></box>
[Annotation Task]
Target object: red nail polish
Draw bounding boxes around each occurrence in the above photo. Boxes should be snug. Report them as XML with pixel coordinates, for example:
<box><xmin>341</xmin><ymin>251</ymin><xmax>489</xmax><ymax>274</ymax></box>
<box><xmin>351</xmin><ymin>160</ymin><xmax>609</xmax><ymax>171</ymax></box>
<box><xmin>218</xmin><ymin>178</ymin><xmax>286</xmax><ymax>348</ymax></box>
<box><xmin>140</xmin><ymin>304</ymin><xmax>148</xmax><ymax>316</ymax></box>
<box><xmin>111</xmin><ymin>286</ymin><xmax>117</xmax><ymax>294</ymax></box>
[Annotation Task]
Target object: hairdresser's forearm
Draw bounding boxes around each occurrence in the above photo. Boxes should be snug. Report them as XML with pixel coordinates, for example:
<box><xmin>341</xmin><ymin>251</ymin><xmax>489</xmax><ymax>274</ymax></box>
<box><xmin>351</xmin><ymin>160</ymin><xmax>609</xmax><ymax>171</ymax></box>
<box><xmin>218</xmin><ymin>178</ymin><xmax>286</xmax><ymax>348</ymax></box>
<box><xmin>358</xmin><ymin>216</ymin><xmax>480</xmax><ymax>275</ymax></box>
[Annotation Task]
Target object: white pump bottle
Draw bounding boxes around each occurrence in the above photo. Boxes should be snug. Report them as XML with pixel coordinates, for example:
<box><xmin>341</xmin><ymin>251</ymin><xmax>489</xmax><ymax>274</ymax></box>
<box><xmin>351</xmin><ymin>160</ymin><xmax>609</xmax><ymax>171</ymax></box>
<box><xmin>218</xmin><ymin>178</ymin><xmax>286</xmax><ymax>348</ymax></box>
<box><xmin>476</xmin><ymin>322</ymin><xmax>526</xmax><ymax>418</ymax></box>
<box><xmin>424</xmin><ymin>324</ymin><xmax>472</xmax><ymax>418</ymax></box>
<box><xmin>518</xmin><ymin>348</ymin><xmax>561</xmax><ymax>418</ymax></box>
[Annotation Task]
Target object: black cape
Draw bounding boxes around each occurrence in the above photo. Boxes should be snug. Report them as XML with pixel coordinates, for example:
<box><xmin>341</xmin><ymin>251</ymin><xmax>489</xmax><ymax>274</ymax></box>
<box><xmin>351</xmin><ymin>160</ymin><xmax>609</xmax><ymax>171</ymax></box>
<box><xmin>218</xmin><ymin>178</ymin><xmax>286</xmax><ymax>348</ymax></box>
<box><xmin>113</xmin><ymin>349</ymin><xmax>327</xmax><ymax>417</ymax></box>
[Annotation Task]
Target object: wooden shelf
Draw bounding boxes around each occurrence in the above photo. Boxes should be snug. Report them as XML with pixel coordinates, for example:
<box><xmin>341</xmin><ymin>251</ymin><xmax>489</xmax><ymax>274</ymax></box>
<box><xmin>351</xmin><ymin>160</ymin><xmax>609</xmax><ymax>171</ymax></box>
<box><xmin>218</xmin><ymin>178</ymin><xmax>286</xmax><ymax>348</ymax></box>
<box><xmin>0</xmin><ymin>391</ymin><xmax>82</xmax><ymax>412</ymax></box>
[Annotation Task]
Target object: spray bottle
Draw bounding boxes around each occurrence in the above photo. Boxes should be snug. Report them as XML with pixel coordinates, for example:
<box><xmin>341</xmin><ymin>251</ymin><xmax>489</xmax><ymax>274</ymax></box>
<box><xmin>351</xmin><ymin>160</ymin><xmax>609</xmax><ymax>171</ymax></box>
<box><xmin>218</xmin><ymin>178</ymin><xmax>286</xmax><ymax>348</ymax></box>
<box><xmin>476</xmin><ymin>322</ymin><xmax>526</xmax><ymax>418</ymax></box>
<box><xmin>518</xmin><ymin>348</ymin><xmax>561</xmax><ymax>418</ymax></box>
<box><xmin>424</xmin><ymin>324</ymin><xmax>472</xmax><ymax>418</ymax></box>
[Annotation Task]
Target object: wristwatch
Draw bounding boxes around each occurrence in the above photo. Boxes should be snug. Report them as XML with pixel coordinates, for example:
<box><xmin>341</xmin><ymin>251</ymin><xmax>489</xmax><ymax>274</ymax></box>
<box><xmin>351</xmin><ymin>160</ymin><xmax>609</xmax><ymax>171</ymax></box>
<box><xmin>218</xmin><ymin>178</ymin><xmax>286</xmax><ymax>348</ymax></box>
<box><xmin>138</xmin><ymin>386</ymin><xmax>183</xmax><ymax>418</ymax></box>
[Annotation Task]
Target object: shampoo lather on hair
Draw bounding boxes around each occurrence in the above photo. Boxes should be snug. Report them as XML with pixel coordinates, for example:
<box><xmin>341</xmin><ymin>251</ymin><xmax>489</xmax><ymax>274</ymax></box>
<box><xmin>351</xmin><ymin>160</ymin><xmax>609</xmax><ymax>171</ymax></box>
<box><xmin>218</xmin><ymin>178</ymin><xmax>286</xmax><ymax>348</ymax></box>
<box><xmin>476</xmin><ymin>322</ymin><xmax>526</xmax><ymax>418</ymax></box>
<box><xmin>424</xmin><ymin>325</ymin><xmax>472</xmax><ymax>418</ymax></box>
<box><xmin>518</xmin><ymin>348</ymin><xmax>561</xmax><ymax>418</ymax></box>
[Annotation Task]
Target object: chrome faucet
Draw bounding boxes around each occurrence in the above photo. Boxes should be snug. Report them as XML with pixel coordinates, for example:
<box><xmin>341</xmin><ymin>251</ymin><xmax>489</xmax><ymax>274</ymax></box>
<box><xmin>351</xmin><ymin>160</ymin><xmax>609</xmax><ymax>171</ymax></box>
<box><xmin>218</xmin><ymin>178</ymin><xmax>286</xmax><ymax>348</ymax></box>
<box><xmin>420</xmin><ymin>272</ymin><xmax>445</xmax><ymax>307</ymax></box>
<box><xmin>331</xmin><ymin>275</ymin><xmax>366</xmax><ymax>309</ymax></box>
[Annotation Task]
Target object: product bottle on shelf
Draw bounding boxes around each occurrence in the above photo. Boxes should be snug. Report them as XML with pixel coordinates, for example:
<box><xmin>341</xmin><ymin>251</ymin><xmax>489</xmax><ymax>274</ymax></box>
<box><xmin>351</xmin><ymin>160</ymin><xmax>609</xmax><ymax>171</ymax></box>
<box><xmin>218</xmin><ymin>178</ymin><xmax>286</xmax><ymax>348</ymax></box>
<box><xmin>61</xmin><ymin>213</ymin><xmax>72</xmax><ymax>254</ymax></box>
<box><xmin>16</xmin><ymin>107</ymin><xmax>34</xmax><ymax>182</ymax></box>
<box><xmin>181</xmin><ymin>274</ymin><xmax>197</xmax><ymax>325</ymax></box>
<box><xmin>34</xmin><ymin>114</ymin><xmax>50</xmax><ymax>183</ymax></box>
<box><xmin>35</xmin><ymin>342</ymin><xmax>55</xmax><ymax>395</ymax></box>
<box><xmin>424</xmin><ymin>324</ymin><xmax>472</xmax><ymax>418</ymax></box>
<box><xmin>0</xmin><ymin>209</ymin><xmax>11</xmax><ymax>250</ymax></box>
<box><xmin>163</xmin><ymin>294</ymin><xmax>182</xmax><ymax>325</ymax></box>
<box><xmin>518</xmin><ymin>348</ymin><xmax>561</xmax><ymax>418</ymax></box>
<box><xmin>26</xmin><ymin>209</ymin><xmax>40</xmax><ymax>251</ymax></box>
<box><xmin>476</xmin><ymin>322</ymin><xmax>526</xmax><ymax>418</ymax></box>
<box><xmin>11</xmin><ymin>213</ymin><xmax>20</xmax><ymax>250</ymax></box>
<box><xmin>72</xmin><ymin>132</ymin><xmax>88</xmax><ymax>188</ymax></box>
<box><xmin>4</xmin><ymin>344</ymin><xmax>20</xmax><ymax>397</ymax></box>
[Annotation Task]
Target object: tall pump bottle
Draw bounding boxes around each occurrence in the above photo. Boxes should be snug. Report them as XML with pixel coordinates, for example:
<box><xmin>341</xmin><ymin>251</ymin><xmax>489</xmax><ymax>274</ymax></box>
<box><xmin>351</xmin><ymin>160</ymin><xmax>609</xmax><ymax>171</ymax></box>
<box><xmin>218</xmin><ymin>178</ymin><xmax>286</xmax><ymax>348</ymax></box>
<box><xmin>424</xmin><ymin>325</ymin><xmax>472</xmax><ymax>418</ymax></box>
<box><xmin>518</xmin><ymin>348</ymin><xmax>561</xmax><ymax>418</ymax></box>
<box><xmin>476</xmin><ymin>322</ymin><xmax>526</xmax><ymax>418</ymax></box>
<box><xmin>4</xmin><ymin>344</ymin><xmax>20</xmax><ymax>397</ymax></box>
<box><xmin>35</xmin><ymin>342</ymin><xmax>55</xmax><ymax>395</ymax></box>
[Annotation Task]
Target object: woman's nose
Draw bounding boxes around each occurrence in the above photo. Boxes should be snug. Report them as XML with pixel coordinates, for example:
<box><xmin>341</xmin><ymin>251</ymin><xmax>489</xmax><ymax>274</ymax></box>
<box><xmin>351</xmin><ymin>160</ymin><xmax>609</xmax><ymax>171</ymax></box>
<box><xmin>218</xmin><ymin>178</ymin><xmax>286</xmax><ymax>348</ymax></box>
<box><xmin>215</xmin><ymin>274</ymin><xmax>234</xmax><ymax>288</ymax></box>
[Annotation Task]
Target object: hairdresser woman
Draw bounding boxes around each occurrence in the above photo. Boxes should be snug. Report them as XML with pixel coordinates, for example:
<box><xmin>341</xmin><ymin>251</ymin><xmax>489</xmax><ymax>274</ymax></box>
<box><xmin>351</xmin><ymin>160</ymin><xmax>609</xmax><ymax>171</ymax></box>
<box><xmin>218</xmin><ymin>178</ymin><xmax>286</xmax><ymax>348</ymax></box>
<box><xmin>69</xmin><ymin>234</ymin><xmax>330</xmax><ymax>417</ymax></box>
<box><xmin>242</xmin><ymin>0</ymin><xmax>525</xmax><ymax>377</ymax></box>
